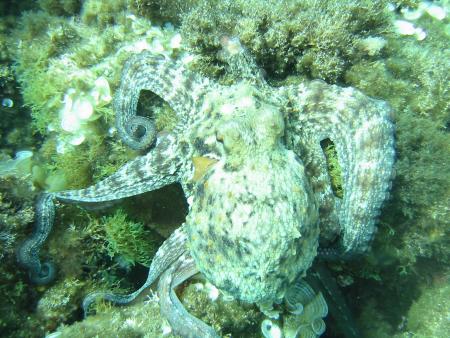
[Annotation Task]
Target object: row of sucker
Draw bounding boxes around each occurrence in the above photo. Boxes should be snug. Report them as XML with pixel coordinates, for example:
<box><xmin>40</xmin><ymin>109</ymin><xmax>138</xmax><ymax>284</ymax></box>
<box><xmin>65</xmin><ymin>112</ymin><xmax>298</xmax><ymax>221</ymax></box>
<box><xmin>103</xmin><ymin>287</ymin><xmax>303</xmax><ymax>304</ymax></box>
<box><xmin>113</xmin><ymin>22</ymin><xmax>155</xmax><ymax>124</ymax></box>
<box><xmin>262</xmin><ymin>279</ymin><xmax>328</xmax><ymax>338</ymax></box>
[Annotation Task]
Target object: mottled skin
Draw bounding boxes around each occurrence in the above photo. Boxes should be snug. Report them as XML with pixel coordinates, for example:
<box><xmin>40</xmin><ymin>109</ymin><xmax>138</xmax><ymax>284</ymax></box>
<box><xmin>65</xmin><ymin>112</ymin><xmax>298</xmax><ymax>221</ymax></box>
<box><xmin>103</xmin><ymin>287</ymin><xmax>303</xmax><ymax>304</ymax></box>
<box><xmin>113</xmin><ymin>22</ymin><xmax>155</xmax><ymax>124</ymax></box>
<box><xmin>18</xmin><ymin>40</ymin><xmax>394</xmax><ymax>337</ymax></box>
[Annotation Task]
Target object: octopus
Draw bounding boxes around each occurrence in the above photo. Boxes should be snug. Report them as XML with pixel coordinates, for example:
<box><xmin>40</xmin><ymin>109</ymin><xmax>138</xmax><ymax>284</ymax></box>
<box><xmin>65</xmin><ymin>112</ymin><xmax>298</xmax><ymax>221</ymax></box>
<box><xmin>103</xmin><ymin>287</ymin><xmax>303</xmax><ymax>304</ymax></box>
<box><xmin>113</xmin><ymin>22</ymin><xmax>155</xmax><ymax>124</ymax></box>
<box><xmin>17</xmin><ymin>38</ymin><xmax>395</xmax><ymax>337</ymax></box>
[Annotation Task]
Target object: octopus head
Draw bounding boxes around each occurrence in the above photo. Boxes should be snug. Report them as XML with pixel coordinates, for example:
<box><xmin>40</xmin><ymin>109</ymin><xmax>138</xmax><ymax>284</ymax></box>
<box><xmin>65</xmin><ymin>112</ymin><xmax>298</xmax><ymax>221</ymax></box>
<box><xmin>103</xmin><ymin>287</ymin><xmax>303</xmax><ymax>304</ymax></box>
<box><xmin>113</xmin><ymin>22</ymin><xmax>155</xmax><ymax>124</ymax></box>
<box><xmin>215</xmin><ymin>86</ymin><xmax>284</xmax><ymax>167</ymax></box>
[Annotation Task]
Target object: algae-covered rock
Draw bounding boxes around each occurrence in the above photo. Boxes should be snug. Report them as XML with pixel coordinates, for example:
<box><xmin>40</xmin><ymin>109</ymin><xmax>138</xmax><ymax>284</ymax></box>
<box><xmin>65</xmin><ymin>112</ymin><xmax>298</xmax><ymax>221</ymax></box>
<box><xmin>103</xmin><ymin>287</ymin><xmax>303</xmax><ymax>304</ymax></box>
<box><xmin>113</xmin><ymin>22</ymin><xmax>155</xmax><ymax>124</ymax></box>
<box><xmin>405</xmin><ymin>277</ymin><xmax>450</xmax><ymax>337</ymax></box>
<box><xmin>181</xmin><ymin>280</ymin><xmax>262</xmax><ymax>336</ymax></box>
<box><xmin>0</xmin><ymin>176</ymin><xmax>42</xmax><ymax>337</ymax></box>
<box><xmin>53</xmin><ymin>296</ymin><xmax>179</xmax><ymax>338</ymax></box>
<box><xmin>180</xmin><ymin>0</ymin><xmax>392</xmax><ymax>81</ymax></box>
<box><xmin>36</xmin><ymin>278</ymin><xmax>87</xmax><ymax>332</ymax></box>
<box><xmin>37</xmin><ymin>0</ymin><xmax>82</xmax><ymax>16</ymax></box>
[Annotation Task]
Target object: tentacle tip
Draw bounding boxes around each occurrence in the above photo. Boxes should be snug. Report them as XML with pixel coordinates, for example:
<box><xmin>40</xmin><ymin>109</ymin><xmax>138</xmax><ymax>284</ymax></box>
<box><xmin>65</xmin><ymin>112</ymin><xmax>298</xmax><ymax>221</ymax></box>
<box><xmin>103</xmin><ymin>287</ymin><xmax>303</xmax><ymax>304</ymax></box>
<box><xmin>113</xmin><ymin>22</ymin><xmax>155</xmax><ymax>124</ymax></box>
<box><xmin>29</xmin><ymin>261</ymin><xmax>56</xmax><ymax>285</ymax></box>
<box><xmin>123</xmin><ymin>116</ymin><xmax>157</xmax><ymax>151</ymax></box>
<box><xmin>82</xmin><ymin>294</ymin><xmax>97</xmax><ymax>318</ymax></box>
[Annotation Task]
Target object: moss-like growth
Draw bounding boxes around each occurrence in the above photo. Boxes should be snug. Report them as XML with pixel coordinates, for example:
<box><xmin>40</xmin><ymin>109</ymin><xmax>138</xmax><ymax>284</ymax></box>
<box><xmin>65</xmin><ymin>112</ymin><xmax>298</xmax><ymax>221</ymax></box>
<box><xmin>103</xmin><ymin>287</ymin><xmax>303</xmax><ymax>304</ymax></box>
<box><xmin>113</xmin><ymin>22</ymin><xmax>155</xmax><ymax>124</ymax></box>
<box><xmin>320</xmin><ymin>139</ymin><xmax>343</xmax><ymax>199</ymax></box>
<box><xmin>182</xmin><ymin>280</ymin><xmax>262</xmax><ymax>336</ymax></box>
<box><xmin>344</xmin><ymin>9</ymin><xmax>450</xmax><ymax>268</ymax></box>
<box><xmin>0</xmin><ymin>176</ymin><xmax>44</xmax><ymax>338</ymax></box>
<box><xmin>80</xmin><ymin>0</ymin><xmax>129</xmax><ymax>27</ymax></box>
<box><xmin>54</xmin><ymin>297</ymin><xmax>176</xmax><ymax>338</ymax></box>
<box><xmin>102</xmin><ymin>209</ymin><xmax>161</xmax><ymax>266</ymax></box>
<box><xmin>11</xmin><ymin>1</ymin><xmax>184</xmax><ymax>197</ymax></box>
<box><xmin>132</xmin><ymin>0</ymin><xmax>197</xmax><ymax>24</ymax></box>
<box><xmin>38</xmin><ymin>0</ymin><xmax>82</xmax><ymax>16</ymax></box>
<box><xmin>138</xmin><ymin>90</ymin><xmax>179</xmax><ymax>132</ymax></box>
<box><xmin>12</xmin><ymin>11</ymin><xmax>81</xmax><ymax>134</ymax></box>
<box><xmin>405</xmin><ymin>276</ymin><xmax>450</xmax><ymax>336</ymax></box>
<box><xmin>36</xmin><ymin>278</ymin><xmax>87</xmax><ymax>332</ymax></box>
<box><xmin>181</xmin><ymin>0</ymin><xmax>392</xmax><ymax>81</ymax></box>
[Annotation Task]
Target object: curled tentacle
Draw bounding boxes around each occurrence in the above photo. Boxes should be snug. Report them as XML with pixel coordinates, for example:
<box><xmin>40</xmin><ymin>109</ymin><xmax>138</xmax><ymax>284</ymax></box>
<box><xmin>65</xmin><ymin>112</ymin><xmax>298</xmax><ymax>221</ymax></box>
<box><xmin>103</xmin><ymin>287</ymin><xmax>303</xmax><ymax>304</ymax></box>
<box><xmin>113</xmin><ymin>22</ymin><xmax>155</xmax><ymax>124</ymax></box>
<box><xmin>121</xmin><ymin>115</ymin><xmax>156</xmax><ymax>151</ymax></box>
<box><xmin>283</xmin><ymin>279</ymin><xmax>328</xmax><ymax>338</ymax></box>
<box><xmin>158</xmin><ymin>253</ymin><xmax>220</xmax><ymax>338</ymax></box>
<box><xmin>16</xmin><ymin>193</ymin><xmax>56</xmax><ymax>284</ymax></box>
<box><xmin>115</xmin><ymin>52</ymin><xmax>206</xmax><ymax>150</ymax></box>
<box><xmin>17</xmin><ymin>133</ymin><xmax>182</xmax><ymax>285</ymax></box>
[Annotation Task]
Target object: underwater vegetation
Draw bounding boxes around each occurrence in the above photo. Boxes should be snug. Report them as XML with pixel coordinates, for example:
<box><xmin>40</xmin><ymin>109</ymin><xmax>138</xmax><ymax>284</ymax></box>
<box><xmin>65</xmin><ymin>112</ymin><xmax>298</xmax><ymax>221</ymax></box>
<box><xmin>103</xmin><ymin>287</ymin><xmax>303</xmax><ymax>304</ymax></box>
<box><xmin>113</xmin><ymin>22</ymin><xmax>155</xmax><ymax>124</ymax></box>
<box><xmin>0</xmin><ymin>0</ymin><xmax>448</xmax><ymax>337</ymax></box>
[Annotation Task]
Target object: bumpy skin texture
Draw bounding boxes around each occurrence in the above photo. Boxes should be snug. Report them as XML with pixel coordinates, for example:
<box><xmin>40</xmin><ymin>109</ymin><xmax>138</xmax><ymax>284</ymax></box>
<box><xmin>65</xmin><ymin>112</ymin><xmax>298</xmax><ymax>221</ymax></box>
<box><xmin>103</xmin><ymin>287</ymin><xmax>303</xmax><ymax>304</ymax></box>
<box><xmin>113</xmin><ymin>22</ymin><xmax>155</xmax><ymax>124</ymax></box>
<box><xmin>186</xmin><ymin>85</ymin><xmax>319</xmax><ymax>304</ymax></box>
<box><xmin>19</xmin><ymin>41</ymin><xmax>395</xmax><ymax>337</ymax></box>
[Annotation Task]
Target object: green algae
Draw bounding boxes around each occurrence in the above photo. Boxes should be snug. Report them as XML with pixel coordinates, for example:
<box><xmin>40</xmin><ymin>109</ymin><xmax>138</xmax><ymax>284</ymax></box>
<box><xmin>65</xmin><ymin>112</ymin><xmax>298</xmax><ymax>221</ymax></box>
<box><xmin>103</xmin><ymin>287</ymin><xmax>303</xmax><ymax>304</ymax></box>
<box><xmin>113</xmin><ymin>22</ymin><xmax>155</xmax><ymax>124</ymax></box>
<box><xmin>102</xmin><ymin>209</ymin><xmax>162</xmax><ymax>266</ymax></box>
<box><xmin>37</xmin><ymin>0</ymin><xmax>82</xmax><ymax>16</ymax></box>
<box><xmin>320</xmin><ymin>139</ymin><xmax>344</xmax><ymax>199</ymax></box>
<box><xmin>0</xmin><ymin>177</ymin><xmax>43</xmax><ymax>338</ymax></box>
<box><xmin>181</xmin><ymin>280</ymin><xmax>262</xmax><ymax>337</ymax></box>
<box><xmin>179</xmin><ymin>0</ymin><xmax>392</xmax><ymax>81</ymax></box>
<box><xmin>405</xmin><ymin>276</ymin><xmax>450</xmax><ymax>337</ymax></box>
<box><xmin>55</xmin><ymin>297</ymin><xmax>178</xmax><ymax>338</ymax></box>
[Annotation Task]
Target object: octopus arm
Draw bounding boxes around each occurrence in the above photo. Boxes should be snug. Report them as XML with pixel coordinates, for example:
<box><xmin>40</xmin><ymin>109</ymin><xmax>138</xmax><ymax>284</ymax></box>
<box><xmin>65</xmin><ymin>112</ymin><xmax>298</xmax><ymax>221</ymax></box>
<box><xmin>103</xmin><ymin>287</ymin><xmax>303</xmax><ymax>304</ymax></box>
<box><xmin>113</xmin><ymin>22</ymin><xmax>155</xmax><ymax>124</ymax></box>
<box><xmin>158</xmin><ymin>253</ymin><xmax>220</xmax><ymax>338</ymax></box>
<box><xmin>115</xmin><ymin>52</ymin><xmax>206</xmax><ymax>150</ymax></box>
<box><xmin>54</xmin><ymin>132</ymin><xmax>181</xmax><ymax>203</ymax></box>
<box><xmin>17</xmin><ymin>133</ymin><xmax>182</xmax><ymax>285</ymax></box>
<box><xmin>16</xmin><ymin>193</ymin><xmax>56</xmax><ymax>284</ymax></box>
<box><xmin>284</xmin><ymin>80</ymin><xmax>395</xmax><ymax>254</ymax></box>
<box><xmin>83</xmin><ymin>226</ymin><xmax>188</xmax><ymax>314</ymax></box>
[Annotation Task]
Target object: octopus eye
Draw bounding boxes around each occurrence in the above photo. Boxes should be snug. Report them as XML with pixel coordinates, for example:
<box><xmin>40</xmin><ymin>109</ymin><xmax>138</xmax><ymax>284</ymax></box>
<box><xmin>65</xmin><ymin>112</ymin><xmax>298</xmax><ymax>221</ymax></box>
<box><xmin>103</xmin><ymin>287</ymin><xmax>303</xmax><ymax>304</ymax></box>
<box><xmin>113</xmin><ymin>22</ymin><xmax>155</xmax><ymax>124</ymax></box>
<box><xmin>216</xmin><ymin>132</ymin><xmax>224</xmax><ymax>143</ymax></box>
<box><xmin>216</xmin><ymin>121</ymin><xmax>242</xmax><ymax>151</ymax></box>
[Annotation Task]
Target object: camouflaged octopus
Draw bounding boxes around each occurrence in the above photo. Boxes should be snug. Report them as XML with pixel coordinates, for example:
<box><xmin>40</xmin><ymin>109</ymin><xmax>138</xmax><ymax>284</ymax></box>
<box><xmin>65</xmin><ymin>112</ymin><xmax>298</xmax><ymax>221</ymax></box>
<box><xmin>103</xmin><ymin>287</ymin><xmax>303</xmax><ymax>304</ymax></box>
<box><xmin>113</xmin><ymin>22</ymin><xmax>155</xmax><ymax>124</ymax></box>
<box><xmin>18</xmin><ymin>39</ymin><xmax>395</xmax><ymax>337</ymax></box>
